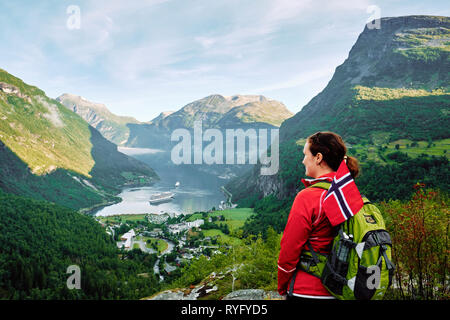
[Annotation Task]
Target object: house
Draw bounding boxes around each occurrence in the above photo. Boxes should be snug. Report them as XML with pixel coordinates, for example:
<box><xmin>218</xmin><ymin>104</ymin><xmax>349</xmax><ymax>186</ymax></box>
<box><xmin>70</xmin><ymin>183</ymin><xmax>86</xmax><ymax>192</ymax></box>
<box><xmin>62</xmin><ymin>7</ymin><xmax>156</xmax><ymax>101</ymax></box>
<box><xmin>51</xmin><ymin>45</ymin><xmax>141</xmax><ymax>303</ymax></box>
<box><xmin>120</xmin><ymin>229</ymin><xmax>135</xmax><ymax>241</ymax></box>
<box><xmin>146</xmin><ymin>228</ymin><xmax>163</xmax><ymax>237</ymax></box>
<box><xmin>148</xmin><ymin>213</ymin><xmax>169</xmax><ymax>224</ymax></box>
<box><xmin>119</xmin><ymin>229</ymin><xmax>136</xmax><ymax>249</ymax></box>
<box><xmin>187</xmin><ymin>219</ymin><xmax>204</xmax><ymax>228</ymax></box>
<box><xmin>182</xmin><ymin>253</ymin><xmax>194</xmax><ymax>260</ymax></box>
<box><xmin>168</xmin><ymin>219</ymin><xmax>205</xmax><ymax>234</ymax></box>
<box><xmin>168</xmin><ymin>224</ymin><xmax>183</xmax><ymax>234</ymax></box>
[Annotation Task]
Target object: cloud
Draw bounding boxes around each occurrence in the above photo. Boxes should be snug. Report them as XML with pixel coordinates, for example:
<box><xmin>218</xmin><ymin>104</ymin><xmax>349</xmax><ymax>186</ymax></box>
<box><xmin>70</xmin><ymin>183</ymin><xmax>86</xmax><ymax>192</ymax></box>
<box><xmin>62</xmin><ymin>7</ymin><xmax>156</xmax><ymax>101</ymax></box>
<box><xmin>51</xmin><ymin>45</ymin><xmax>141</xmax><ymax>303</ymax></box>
<box><xmin>251</xmin><ymin>67</ymin><xmax>334</xmax><ymax>93</ymax></box>
<box><xmin>2</xmin><ymin>0</ymin><xmax>447</xmax><ymax>122</ymax></box>
<box><xmin>263</xmin><ymin>0</ymin><xmax>313</xmax><ymax>27</ymax></box>
<box><xmin>195</xmin><ymin>36</ymin><xmax>217</xmax><ymax>49</ymax></box>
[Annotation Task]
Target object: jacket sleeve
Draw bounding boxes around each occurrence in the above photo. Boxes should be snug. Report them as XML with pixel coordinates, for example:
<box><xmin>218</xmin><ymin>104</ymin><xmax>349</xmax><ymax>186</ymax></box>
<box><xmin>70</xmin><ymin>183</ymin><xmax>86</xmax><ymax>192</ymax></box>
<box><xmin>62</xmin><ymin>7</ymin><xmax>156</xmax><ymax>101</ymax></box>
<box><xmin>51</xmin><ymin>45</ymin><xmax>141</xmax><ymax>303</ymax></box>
<box><xmin>277</xmin><ymin>190</ymin><xmax>313</xmax><ymax>295</ymax></box>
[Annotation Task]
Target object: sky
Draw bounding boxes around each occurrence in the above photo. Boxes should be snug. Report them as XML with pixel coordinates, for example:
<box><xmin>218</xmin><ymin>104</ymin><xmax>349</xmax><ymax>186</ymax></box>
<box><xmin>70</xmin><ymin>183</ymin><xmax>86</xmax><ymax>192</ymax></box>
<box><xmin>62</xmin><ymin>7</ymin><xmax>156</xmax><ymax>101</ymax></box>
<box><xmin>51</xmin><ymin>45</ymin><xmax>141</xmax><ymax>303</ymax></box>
<box><xmin>0</xmin><ymin>0</ymin><xmax>449</xmax><ymax>122</ymax></box>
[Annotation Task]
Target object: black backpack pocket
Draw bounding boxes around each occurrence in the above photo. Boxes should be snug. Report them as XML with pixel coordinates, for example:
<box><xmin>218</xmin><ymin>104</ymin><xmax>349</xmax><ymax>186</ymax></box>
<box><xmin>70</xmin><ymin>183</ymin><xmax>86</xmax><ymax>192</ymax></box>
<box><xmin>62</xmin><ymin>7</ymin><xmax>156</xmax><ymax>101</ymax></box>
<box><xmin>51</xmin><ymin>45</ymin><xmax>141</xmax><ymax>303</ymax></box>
<box><xmin>321</xmin><ymin>250</ymin><xmax>348</xmax><ymax>296</ymax></box>
<box><xmin>354</xmin><ymin>264</ymin><xmax>378</xmax><ymax>300</ymax></box>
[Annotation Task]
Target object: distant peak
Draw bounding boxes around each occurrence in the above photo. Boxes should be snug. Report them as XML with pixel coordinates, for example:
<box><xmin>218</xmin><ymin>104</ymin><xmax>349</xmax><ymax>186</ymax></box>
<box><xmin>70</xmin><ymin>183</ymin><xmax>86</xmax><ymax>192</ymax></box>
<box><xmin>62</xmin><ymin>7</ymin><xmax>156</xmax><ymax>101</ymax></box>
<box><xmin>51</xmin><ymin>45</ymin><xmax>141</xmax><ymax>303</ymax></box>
<box><xmin>149</xmin><ymin>110</ymin><xmax>175</xmax><ymax>123</ymax></box>
<box><xmin>362</xmin><ymin>15</ymin><xmax>450</xmax><ymax>34</ymax></box>
<box><xmin>57</xmin><ymin>93</ymin><xmax>108</xmax><ymax>110</ymax></box>
<box><xmin>223</xmin><ymin>94</ymin><xmax>268</xmax><ymax>104</ymax></box>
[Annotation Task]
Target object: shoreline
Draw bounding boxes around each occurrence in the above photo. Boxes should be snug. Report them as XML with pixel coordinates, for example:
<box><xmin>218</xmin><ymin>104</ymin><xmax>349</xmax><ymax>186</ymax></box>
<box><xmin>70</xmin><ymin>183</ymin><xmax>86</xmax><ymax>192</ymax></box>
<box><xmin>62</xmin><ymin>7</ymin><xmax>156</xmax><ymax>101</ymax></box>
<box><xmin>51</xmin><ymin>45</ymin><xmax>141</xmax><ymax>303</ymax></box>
<box><xmin>79</xmin><ymin>197</ymin><xmax>122</xmax><ymax>215</ymax></box>
<box><xmin>95</xmin><ymin>211</ymin><xmax>182</xmax><ymax>219</ymax></box>
<box><xmin>79</xmin><ymin>180</ymin><xmax>160</xmax><ymax>216</ymax></box>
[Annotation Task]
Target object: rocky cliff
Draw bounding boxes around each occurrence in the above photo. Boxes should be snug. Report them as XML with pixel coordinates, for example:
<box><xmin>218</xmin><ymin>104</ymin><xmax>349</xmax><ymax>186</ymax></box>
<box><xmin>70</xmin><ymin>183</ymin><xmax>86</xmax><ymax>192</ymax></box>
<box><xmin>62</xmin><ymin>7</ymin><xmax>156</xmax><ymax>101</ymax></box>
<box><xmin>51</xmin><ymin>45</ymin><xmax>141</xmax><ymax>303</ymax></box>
<box><xmin>125</xmin><ymin>94</ymin><xmax>293</xmax><ymax>149</ymax></box>
<box><xmin>0</xmin><ymin>69</ymin><xmax>158</xmax><ymax>210</ymax></box>
<box><xmin>228</xmin><ymin>15</ymin><xmax>450</xmax><ymax>202</ymax></box>
<box><xmin>281</xmin><ymin>15</ymin><xmax>449</xmax><ymax>142</ymax></box>
<box><xmin>57</xmin><ymin>93</ymin><xmax>142</xmax><ymax>145</ymax></box>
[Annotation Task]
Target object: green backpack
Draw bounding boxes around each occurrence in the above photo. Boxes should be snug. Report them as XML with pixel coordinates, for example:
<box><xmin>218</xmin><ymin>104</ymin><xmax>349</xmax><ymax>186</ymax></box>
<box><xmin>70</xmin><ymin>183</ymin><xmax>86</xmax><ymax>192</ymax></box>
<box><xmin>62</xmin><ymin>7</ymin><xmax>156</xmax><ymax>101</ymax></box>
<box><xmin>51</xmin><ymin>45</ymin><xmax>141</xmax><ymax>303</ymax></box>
<box><xmin>289</xmin><ymin>181</ymin><xmax>395</xmax><ymax>300</ymax></box>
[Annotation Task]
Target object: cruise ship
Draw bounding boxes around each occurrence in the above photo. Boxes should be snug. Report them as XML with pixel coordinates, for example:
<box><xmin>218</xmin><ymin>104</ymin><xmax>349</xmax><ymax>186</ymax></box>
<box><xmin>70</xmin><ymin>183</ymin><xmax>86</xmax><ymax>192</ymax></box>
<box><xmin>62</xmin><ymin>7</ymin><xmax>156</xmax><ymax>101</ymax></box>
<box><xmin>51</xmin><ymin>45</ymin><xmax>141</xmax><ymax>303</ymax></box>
<box><xmin>149</xmin><ymin>192</ymin><xmax>175</xmax><ymax>204</ymax></box>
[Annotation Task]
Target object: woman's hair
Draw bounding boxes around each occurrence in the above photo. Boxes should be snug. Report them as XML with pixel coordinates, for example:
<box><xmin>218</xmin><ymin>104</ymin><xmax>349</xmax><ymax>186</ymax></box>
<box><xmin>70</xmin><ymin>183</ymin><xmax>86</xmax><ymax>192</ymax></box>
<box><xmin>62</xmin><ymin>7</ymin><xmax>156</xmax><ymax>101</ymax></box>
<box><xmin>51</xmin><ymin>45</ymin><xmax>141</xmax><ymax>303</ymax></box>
<box><xmin>307</xmin><ymin>131</ymin><xmax>360</xmax><ymax>178</ymax></box>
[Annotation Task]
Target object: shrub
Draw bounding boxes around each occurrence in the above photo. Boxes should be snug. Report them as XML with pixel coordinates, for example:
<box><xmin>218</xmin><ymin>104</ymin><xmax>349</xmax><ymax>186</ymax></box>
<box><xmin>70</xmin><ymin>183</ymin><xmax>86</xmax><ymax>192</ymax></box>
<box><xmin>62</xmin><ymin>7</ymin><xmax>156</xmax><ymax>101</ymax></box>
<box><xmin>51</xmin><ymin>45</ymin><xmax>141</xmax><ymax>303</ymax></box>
<box><xmin>381</xmin><ymin>184</ymin><xmax>449</xmax><ymax>300</ymax></box>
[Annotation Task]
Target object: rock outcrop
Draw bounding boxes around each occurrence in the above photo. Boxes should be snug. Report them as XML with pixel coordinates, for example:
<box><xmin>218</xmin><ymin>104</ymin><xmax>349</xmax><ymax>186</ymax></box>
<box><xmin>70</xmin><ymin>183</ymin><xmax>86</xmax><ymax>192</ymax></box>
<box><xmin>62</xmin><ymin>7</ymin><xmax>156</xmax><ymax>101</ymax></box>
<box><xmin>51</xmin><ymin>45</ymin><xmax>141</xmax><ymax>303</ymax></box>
<box><xmin>144</xmin><ymin>270</ymin><xmax>283</xmax><ymax>300</ymax></box>
<box><xmin>0</xmin><ymin>82</ymin><xmax>32</xmax><ymax>103</ymax></box>
<box><xmin>57</xmin><ymin>93</ymin><xmax>141</xmax><ymax>145</ymax></box>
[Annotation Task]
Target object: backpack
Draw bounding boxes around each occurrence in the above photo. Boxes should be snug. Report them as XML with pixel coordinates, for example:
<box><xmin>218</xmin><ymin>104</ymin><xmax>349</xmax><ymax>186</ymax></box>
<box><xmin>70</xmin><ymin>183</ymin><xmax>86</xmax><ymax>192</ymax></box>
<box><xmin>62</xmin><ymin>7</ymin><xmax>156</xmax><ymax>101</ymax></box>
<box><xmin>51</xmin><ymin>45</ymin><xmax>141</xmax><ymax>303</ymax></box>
<box><xmin>288</xmin><ymin>181</ymin><xmax>395</xmax><ymax>300</ymax></box>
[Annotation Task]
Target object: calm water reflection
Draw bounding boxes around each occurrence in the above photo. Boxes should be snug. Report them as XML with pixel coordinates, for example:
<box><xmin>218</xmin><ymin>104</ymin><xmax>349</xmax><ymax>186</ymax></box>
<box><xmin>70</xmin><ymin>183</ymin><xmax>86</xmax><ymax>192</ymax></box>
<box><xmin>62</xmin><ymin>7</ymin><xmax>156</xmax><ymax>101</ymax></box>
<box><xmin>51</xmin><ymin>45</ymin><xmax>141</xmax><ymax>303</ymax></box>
<box><xmin>94</xmin><ymin>148</ymin><xmax>227</xmax><ymax>217</ymax></box>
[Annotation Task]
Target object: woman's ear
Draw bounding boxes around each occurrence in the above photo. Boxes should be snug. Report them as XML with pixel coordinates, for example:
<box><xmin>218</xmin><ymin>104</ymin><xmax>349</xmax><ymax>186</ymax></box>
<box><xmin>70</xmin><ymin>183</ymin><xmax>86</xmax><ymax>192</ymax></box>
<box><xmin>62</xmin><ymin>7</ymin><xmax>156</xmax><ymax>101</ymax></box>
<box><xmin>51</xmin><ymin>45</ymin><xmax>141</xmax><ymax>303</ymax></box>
<box><xmin>316</xmin><ymin>152</ymin><xmax>323</xmax><ymax>165</ymax></box>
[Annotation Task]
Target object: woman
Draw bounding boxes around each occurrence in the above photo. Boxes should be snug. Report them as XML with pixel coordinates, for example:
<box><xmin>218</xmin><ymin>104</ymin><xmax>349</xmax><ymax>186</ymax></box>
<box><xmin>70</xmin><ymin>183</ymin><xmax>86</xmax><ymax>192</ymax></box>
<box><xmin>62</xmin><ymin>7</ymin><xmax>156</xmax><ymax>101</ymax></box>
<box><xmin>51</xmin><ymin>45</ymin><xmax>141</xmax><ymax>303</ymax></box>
<box><xmin>277</xmin><ymin>131</ymin><xmax>359</xmax><ymax>300</ymax></box>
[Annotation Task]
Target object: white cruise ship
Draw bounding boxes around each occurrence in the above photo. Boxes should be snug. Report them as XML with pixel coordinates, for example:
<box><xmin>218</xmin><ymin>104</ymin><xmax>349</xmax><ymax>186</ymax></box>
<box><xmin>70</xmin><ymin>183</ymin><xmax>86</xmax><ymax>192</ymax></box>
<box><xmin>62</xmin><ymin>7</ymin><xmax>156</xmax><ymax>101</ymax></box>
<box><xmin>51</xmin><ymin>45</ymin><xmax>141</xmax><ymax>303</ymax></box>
<box><xmin>149</xmin><ymin>191</ymin><xmax>175</xmax><ymax>204</ymax></box>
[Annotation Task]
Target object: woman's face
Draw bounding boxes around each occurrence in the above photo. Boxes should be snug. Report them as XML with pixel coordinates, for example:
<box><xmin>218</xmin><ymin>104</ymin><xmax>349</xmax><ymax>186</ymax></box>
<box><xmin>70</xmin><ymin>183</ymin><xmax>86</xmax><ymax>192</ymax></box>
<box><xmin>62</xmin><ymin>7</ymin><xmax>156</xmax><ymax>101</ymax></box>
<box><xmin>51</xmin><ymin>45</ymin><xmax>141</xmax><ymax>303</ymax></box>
<box><xmin>302</xmin><ymin>141</ymin><xmax>319</xmax><ymax>178</ymax></box>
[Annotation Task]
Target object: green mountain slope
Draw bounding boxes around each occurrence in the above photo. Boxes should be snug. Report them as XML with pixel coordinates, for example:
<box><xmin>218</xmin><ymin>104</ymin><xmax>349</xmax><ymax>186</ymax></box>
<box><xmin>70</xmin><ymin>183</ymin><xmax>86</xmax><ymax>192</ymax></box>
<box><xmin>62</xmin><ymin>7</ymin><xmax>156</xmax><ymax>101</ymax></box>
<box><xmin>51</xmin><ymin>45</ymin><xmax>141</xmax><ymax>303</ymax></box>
<box><xmin>57</xmin><ymin>93</ymin><xmax>141</xmax><ymax>145</ymax></box>
<box><xmin>280</xmin><ymin>15</ymin><xmax>449</xmax><ymax>143</ymax></box>
<box><xmin>0</xmin><ymin>68</ymin><xmax>158</xmax><ymax>210</ymax></box>
<box><xmin>227</xmin><ymin>15</ymin><xmax>450</xmax><ymax>204</ymax></box>
<box><xmin>0</xmin><ymin>192</ymin><xmax>160</xmax><ymax>299</ymax></box>
<box><xmin>0</xmin><ymin>139</ymin><xmax>117</xmax><ymax>211</ymax></box>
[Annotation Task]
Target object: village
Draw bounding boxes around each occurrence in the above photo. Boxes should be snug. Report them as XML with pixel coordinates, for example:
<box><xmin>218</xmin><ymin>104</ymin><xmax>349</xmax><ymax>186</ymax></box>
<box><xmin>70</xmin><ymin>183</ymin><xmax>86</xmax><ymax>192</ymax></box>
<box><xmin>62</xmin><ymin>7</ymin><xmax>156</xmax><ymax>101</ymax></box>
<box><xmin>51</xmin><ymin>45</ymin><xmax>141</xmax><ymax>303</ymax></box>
<box><xmin>95</xmin><ymin>206</ymin><xmax>250</xmax><ymax>281</ymax></box>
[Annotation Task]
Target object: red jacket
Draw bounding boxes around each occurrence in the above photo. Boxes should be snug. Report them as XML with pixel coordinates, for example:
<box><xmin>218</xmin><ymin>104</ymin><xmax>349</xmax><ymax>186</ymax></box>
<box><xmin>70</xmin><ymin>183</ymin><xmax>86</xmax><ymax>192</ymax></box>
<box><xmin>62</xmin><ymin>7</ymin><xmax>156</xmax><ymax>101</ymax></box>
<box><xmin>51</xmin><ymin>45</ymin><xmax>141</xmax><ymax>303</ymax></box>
<box><xmin>277</xmin><ymin>172</ymin><xmax>336</xmax><ymax>297</ymax></box>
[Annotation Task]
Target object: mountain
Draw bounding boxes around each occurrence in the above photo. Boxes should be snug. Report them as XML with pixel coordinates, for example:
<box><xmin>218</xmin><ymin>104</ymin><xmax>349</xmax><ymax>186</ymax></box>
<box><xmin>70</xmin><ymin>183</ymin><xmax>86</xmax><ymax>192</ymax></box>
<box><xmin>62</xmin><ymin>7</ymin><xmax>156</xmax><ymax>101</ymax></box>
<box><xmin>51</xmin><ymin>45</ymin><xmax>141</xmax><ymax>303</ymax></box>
<box><xmin>56</xmin><ymin>93</ymin><xmax>292</xmax><ymax>152</ymax></box>
<box><xmin>0</xmin><ymin>68</ymin><xmax>158</xmax><ymax>210</ymax></box>
<box><xmin>0</xmin><ymin>192</ymin><xmax>160</xmax><ymax>299</ymax></box>
<box><xmin>281</xmin><ymin>15</ymin><xmax>449</xmax><ymax>143</ymax></box>
<box><xmin>125</xmin><ymin>94</ymin><xmax>293</xmax><ymax>149</ymax></box>
<box><xmin>149</xmin><ymin>110</ymin><xmax>175</xmax><ymax>124</ymax></box>
<box><xmin>121</xmin><ymin>94</ymin><xmax>293</xmax><ymax>180</ymax></box>
<box><xmin>156</xmin><ymin>94</ymin><xmax>292</xmax><ymax>129</ymax></box>
<box><xmin>227</xmin><ymin>15</ymin><xmax>450</xmax><ymax>203</ymax></box>
<box><xmin>56</xmin><ymin>93</ymin><xmax>142</xmax><ymax>145</ymax></box>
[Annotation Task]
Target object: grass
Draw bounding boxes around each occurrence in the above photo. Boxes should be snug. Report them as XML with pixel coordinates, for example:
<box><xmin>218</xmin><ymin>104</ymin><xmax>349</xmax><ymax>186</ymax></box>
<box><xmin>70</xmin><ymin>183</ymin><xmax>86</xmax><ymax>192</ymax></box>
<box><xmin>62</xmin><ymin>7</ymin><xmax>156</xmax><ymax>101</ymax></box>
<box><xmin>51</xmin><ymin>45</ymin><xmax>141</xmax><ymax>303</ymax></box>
<box><xmin>202</xmin><ymin>229</ymin><xmax>242</xmax><ymax>246</ymax></box>
<box><xmin>348</xmin><ymin>137</ymin><xmax>449</xmax><ymax>166</ymax></box>
<box><xmin>218</xmin><ymin>208</ymin><xmax>254</xmax><ymax>221</ymax></box>
<box><xmin>98</xmin><ymin>214</ymin><xmax>147</xmax><ymax>224</ymax></box>
<box><xmin>385</xmin><ymin>138</ymin><xmax>449</xmax><ymax>158</ymax></box>
<box><xmin>137</xmin><ymin>236</ymin><xmax>168</xmax><ymax>254</ymax></box>
<box><xmin>187</xmin><ymin>208</ymin><xmax>253</xmax><ymax>223</ymax></box>
<box><xmin>184</xmin><ymin>208</ymin><xmax>254</xmax><ymax>246</ymax></box>
<box><xmin>217</xmin><ymin>208</ymin><xmax>254</xmax><ymax>232</ymax></box>
<box><xmin>186</xmin><ymin>209</ymin><xmax>255</xmax><ymax>246</ymax></box>
<box><xmin>186</xmin><ymin>208</ymin><xmax>254</xmax><ymax>234</ymax></box>
<box><xmin>354</xmin><ymin>86</ymin><xmax>448</xmax><ymax>101</ymax></box>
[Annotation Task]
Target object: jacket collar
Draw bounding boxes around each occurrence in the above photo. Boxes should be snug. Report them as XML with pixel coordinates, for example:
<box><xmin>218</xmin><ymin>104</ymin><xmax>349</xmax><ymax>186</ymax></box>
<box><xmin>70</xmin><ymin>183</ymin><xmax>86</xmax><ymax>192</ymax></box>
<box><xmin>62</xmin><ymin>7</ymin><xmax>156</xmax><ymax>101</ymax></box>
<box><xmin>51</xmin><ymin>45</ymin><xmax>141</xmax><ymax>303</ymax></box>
<box><xmin>301</xmin><ymin>172</ymin><xmax>336</xmax><ymax>188</ymax></box>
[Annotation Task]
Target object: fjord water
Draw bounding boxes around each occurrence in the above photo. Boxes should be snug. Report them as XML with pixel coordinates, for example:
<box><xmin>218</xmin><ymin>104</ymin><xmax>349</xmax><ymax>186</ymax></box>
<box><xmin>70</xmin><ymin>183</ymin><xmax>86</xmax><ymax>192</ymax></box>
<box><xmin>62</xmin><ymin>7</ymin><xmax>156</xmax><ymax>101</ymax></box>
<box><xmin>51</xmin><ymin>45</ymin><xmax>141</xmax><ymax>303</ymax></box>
<box><xmin>94</xmin><ymin>147</ymin><xmax>227</xmax><ymax>216</ymax></box>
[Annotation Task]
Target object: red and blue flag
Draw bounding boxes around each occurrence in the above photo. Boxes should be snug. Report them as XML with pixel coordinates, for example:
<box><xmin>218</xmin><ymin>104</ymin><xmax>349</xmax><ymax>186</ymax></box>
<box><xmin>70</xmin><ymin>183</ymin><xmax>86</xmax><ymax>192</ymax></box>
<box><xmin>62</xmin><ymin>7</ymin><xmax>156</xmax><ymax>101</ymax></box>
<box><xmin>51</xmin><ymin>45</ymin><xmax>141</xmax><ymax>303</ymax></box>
<box><xmin>323</xmin><ymin>159</ymin><xmax>364</xmax><ymax>226</ymax></box>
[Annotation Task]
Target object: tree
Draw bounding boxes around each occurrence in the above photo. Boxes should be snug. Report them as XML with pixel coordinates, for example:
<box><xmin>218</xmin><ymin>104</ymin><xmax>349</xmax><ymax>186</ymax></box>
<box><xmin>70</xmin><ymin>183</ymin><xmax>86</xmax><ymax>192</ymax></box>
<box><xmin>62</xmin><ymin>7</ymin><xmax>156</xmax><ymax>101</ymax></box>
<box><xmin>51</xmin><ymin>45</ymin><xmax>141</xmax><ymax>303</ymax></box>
<box><xmin>381</xmin><ymin>184</ymin><xmax>449</xmax><ymax>299</ymax></box>
<box><xmin>0</xmin><ymin>193</ymin><xmax>161</xmax><ymax>300</ymax></box>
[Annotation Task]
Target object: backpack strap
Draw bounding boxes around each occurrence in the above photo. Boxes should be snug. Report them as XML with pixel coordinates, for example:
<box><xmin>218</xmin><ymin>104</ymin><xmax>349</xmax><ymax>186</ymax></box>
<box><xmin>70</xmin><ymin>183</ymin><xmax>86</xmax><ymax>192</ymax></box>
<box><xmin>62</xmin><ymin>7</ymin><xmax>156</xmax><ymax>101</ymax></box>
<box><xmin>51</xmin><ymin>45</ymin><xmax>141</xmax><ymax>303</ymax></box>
<box><xmin>308</xmin><ymin>181</ymin><xmax>331</xmax><ymax>190</ymax></box>
<box><xmin>373</xmin><ymin>233</ymin><xmax>396</xmax><ymax>287</ymax></box>
<box><xmin>288</xmin><ymin>240</ymin><xmax>322</xmax><ymax>297</ymax></box>
<box><xmin>288</xmin><ymin>268</ymin><xmax>299</xmax><ymax>297</ymax></box>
